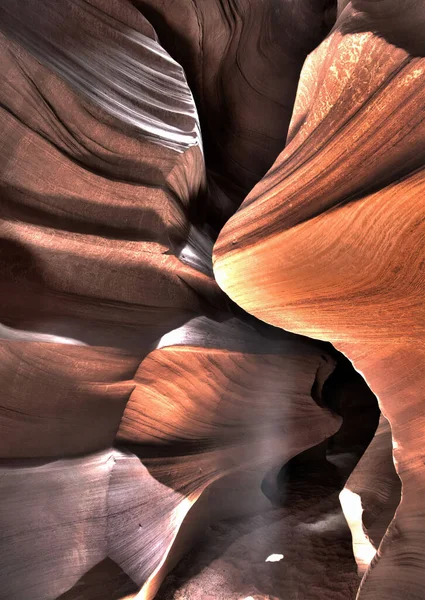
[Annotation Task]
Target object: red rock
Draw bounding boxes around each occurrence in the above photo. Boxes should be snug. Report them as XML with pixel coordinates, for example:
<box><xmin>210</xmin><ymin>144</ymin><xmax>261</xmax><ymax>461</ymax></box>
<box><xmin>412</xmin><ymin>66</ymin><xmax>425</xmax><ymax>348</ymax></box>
<box><xmin>214</xmin><ymin>3</ymin><xmax>425</xmax><ymax>598</ymax></box>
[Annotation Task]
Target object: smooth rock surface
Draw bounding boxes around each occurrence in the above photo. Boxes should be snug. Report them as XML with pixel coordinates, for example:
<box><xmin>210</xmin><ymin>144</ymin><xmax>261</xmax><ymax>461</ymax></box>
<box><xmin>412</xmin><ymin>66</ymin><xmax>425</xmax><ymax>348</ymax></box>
<box><xmin>214</xmin><ymin>2</ymin><xmax>425</xmax><ymax>598</ymax></box>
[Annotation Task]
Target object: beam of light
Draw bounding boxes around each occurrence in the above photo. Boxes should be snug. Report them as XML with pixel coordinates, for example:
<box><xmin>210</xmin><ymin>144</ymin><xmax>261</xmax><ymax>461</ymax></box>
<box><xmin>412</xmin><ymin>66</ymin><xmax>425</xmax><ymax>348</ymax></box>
<box><xmin>0</xmin><ymin>323</ymin><xmax>87</xmax><ymax>346</ymax></box>
<box><xmin>177</xmin><ymin>225</ymin><xmax>214</xmax><ymax>276</ymax></box>
<box><xmin>298</xmin><ymin>511</ymin><xmax>345</xmax><ymax>533</ymax></box>
<box><xmin>339</xmin><ymin>488</ymin><xmax>376</xmax><ymax>576</ymax></box>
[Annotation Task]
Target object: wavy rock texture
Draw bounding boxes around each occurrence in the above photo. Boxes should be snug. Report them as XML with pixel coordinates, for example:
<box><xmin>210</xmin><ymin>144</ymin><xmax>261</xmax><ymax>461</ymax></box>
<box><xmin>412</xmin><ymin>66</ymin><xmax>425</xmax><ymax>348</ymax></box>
<box><xmin>214</xmin><ymin>2</ymin><xmax>425</xmax><ymax>599</ymax></box>
<box><xmin>0</xmin><ymin>1</ymin><xmax>361</xmax><ymax>599</ymax></box>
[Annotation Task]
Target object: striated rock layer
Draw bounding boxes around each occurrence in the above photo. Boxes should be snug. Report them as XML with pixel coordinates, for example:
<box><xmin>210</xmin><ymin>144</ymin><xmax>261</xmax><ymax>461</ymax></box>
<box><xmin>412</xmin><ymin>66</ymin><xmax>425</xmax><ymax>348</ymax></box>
<box><xmin>214</xmin><ymin>2</ymin><xmax>425</xmax><ymax>599</ymax></box>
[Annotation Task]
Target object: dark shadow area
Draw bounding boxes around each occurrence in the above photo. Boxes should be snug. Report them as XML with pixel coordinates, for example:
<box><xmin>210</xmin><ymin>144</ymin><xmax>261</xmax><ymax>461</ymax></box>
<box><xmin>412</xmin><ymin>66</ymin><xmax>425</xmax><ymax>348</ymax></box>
<box><xmin>57</xmin><ymin>558</ymin><xmax>138</xmax><ymax>600</ymax></box>
<box><xmin>342</xmin><ymin>0</ymin><xmax>425</xmax><ymax>57</ymax></box>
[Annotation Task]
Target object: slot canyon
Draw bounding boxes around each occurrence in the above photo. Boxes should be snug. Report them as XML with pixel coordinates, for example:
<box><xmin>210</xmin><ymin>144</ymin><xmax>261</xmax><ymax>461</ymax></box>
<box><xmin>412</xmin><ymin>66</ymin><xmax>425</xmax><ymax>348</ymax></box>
<box><xmin>0</xmin><ymin>1</ymin><xmax>423</xmax><ymax>599</ymax></box>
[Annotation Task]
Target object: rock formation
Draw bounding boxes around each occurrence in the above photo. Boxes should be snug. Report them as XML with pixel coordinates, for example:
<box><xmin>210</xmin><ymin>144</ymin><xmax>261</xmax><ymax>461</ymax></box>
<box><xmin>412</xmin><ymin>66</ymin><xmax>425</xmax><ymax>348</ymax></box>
<box><xmin>214</xmin><ymin>1</ymin><xmax>425</xmax><ymax>598</ymax></box>
<box><xmin>1</xmin><ymin>0</ymin><xmax>420</xmax><ymax>598</ymax></box>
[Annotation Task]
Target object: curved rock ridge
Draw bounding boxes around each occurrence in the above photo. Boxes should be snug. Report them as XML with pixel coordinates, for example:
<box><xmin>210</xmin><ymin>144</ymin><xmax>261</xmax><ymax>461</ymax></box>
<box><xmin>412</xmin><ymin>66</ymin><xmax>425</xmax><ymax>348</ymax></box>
<box><xmin>0</xmin><ymin>0</ymin><xmax>201</xmax><ymax>153</ymax></box>
<box><xmin>214</xmin><ymin>2</ymin><xmax>425</xmax><ymax>599</ymax></box>
<box><xmin>0</xmin><ymin>0</ymin><xmax>213</xmax><ymax>354</ymax></box>
<box><xmin>214</xmin><ymin>17</ymin><xmax>425</xmax><ymax>256</ymax></box>
<box><xmin>0</xmin><ymin>449</ymin><xmax>195</xmax><ymax>600</ymax></box>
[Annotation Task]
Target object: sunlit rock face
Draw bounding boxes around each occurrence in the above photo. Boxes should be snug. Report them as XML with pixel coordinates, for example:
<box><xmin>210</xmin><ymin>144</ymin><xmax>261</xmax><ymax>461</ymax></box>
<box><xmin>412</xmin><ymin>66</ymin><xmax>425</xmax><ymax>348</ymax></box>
<box><xmin>340</xmin><ymin>416</ymin><xmax>401</xmax><ymax>577</ymax></box>
<box><xmin>0</xmin><ymin>0</ymin><xmax>419</xmax><ymax>599</ymax></box>
<box><xmin>214</xmin><ymin>1</ymin><xmax>425</xmax><ymax>599</ymax></box>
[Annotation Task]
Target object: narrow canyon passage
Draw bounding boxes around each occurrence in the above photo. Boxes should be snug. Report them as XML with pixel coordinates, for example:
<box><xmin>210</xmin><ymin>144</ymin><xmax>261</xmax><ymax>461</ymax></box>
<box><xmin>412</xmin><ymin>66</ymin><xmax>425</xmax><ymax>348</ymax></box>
<box><xmin>0</xmin><ymin>1</ymin><xmax>421</xmax><ymax>599</ymax></box>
